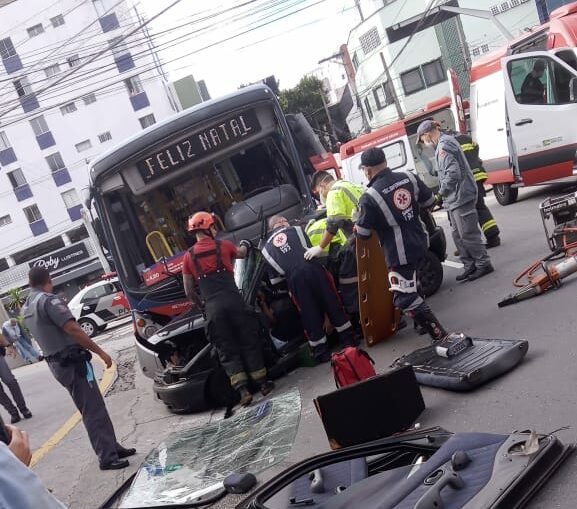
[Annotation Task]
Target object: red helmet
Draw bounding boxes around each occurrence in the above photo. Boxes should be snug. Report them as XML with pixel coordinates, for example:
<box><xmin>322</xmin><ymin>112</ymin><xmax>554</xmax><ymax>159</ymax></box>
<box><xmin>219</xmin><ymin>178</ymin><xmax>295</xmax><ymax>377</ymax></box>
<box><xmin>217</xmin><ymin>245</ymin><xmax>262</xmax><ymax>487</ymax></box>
<box><xmin>187</xmin><ymin>212</ymin><xmax>215</xmax><ymax>232</ymax></box>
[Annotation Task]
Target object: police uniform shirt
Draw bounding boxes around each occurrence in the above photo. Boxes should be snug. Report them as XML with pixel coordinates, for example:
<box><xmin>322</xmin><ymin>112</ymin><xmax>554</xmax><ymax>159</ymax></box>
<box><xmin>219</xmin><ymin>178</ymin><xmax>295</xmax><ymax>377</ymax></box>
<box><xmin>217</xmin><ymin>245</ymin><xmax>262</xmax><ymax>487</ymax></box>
<box><xmin>356</xmin><ymin>170</ymin><xmax>435</xmax><ymax>268</ymax></box>
<box><xmin>22</xmin><ymin>289</ymin><xmax>76</xmax><ymax>356</ymax></box>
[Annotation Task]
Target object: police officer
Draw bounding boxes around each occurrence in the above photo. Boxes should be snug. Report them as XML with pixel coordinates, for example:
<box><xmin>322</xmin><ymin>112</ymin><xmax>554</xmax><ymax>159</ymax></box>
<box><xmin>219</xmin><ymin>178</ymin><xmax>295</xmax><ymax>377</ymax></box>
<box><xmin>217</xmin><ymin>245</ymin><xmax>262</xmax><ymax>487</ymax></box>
<box><xmin>355</xmin><ymin>147</ymin><xmax>448</xmax><ymax>343</ymax></box>
<box><xmin>181</xmin><ymin>211</ymin><xmax>273</xmax><ymax>407</ymax></box>
<box><xmin>454</xmin><ymin>133</ymin><xmax>501</xmax><ymax>248</ymax></box>
<box><xmin>0</xmin><ymin>334</ymin><xmax>32</xmax><ymax>424</ymax></box>
<box><xmin>262</xmin><ymin>215</ymin><xmax>356</xmax><ymax>363</ymax></box>
<box><xmin>418</xmin><ymin>120</ymin><xmax>494</xmax><ymax>282</ymax></box>
<box><xmin>22</xmin><ymin>267</ymin><xmax>135</xmax><ymax>470</ymax></box>
<box><xmin>306</xmin><ymin>172</ymin><xmax>364</xmax><ymax>322</ymax></box>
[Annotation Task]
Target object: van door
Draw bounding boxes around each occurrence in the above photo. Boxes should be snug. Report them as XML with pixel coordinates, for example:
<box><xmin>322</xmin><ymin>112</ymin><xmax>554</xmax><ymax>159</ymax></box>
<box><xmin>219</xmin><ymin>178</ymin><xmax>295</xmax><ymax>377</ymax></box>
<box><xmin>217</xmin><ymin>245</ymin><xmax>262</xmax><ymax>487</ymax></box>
<box><xmin>502</xmin><ymin>51</ymin><xmax>577</xmax><ymax>185</ymax></box>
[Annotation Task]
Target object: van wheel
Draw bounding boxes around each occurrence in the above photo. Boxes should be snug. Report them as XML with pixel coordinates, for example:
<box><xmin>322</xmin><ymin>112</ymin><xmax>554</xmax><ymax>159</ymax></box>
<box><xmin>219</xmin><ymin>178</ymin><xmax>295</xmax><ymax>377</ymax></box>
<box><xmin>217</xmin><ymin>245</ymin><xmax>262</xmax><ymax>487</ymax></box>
<box><xmin>78</xmin><ymin>318</ymin><xmax>97</xmax><ymax>338</ymax></box>
<box><xmin>494</xmin><ymin>184</ymin><xmax>518</xmax><ymax>205</ymax></box>
<box><xmin>417</xmin><ymin>251</ymin><xmax>444</xmax><ymax>298</ymax></box>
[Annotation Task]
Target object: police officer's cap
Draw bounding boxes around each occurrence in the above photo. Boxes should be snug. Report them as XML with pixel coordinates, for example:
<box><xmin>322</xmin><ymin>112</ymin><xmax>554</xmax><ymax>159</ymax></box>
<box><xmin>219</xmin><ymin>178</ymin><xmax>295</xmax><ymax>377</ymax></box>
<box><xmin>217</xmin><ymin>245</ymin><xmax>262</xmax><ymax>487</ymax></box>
<box><xmin>360</xmin><ymin>147</ymin><xmax>386</xmax><ymax>167</ymax></box>
<box><xmin>417</xmin><ymin>119</ymin><xmax>437</xmax><ymax>141</ymax></box>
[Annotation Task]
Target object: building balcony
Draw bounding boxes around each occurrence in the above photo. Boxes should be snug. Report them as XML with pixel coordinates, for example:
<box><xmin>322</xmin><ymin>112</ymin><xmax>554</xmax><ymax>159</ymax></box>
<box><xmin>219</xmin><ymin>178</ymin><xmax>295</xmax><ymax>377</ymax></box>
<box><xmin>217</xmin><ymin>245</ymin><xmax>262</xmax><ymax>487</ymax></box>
<box><xmin>67</xmin><ymin>204</ymin><xmax>83</xmax><ymax>222</ymax></box>
<box><xmin>20</xmin><ymin>94</ymin><xmax>40</xmax><ymax>113</ymax></box>
<box><xmin>36</xmin><ymin>131</ymin><xmax>56</xmax><ymax>150</ymax></box>
<box><xmin>52</xmin><ymin>168</ymin><xmax>71</xmax><ymax>186</ymax></box>
<box><xmin>130</xmin><ymin>91</ymin><xmax>150</xmax><ymax>111</ymax></box>
<box><xmin>2</xmin><ymin>55</ymin><xmax>22</xmax><ymax>74</ymax></box>
<box><xmin>0</xmin><ymin>147</ymin><xmax>17</xmax><ymax>166</ymax></box>
<box><xmin>14</xmin><ymin>184</ymin><xmax>32</xmax><ymax>202</ymax></box>
<box><xmin>99</xmin><ymin>12</ymin><xmax>120</xmax><ymax>32</ymax></box>
<box><xmin>115</xmin><ymin>53</ymin><xmax>135</xmax><ymax>73</ymax></box>
<box><xmin>29</xmin><ymin>219</ymin><xmax>48</xmax><ymax>237</ymax></box>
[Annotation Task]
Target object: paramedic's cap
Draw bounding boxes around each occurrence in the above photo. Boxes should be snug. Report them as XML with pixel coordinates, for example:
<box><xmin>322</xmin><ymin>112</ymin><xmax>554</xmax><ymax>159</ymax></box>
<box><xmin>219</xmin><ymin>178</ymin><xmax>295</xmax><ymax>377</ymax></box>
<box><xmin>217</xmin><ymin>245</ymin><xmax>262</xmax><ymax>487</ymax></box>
<box><xmin>360</xmin><ymin>147</ymin><xmax>386</xmax><ymax>168</ymax></box>
<box><xmin>417</xmin><ymin>119</ymin><xmax>437</xmax><ymax>141</ymax></box>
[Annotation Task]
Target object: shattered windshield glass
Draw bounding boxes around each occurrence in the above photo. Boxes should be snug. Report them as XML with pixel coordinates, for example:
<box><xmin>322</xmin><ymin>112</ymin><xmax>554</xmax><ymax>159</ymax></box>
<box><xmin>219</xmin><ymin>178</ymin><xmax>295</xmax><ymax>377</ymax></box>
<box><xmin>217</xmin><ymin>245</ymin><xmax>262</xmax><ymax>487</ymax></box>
<box><xmin>116</xmin><ymin>390</ymin><xmax>301</xmax><ymax>508</ymax></box>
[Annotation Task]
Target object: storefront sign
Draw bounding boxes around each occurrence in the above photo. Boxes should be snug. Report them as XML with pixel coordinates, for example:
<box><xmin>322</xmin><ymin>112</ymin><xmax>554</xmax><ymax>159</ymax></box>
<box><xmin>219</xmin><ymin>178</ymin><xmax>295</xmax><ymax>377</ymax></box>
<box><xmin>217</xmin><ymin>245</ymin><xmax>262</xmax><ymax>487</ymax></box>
<box><xmin>136</xmin><ymin>109</ymin><xmax>262</xmax><ymax>183</ymax></box>
<box><xmin>29</xmin><ymin>244</ymin><xmax>89</xmax><ymax>271</ymax></box>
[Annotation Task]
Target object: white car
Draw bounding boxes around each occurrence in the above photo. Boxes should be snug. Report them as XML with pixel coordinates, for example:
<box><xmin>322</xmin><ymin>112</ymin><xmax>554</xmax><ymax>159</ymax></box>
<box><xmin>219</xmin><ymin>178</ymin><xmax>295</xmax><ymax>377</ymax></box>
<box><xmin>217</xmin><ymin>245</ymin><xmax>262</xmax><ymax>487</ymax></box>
<box><xmin>68</xmin><ymin>278</ymin><xmax>130</xmax><ymax>337</ymax></box>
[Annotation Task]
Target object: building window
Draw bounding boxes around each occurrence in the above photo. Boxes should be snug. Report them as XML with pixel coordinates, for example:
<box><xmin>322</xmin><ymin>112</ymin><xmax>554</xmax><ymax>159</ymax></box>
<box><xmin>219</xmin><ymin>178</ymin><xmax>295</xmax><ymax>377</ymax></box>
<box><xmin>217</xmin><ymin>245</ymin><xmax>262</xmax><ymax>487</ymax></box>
<box><xmin>30</xmin><ymin>115</ymin><xmax>49</xmax><ymax>136</ymax></box>
<box><xmin>0</xmin><ymin>131</ymin><xmax>11</xmax><ymax>151</ymax></box>
<box><xmin>352</xmin><ymin>52</ymin><xmax>359</xmax><ymax>71</ymax></box>
<box><xmin>124</xmin><ymin>75</ymin><xmax>143</xmax><ymax>96</ymax></box>
<box><xmin>51</xmin><ymin>14</ymin><xmax>65</xmax><ymax>27</ymax></box>
<box><xmin>61</xmin><ymin>189</ymin><xmax>80</xmax><ymax>208</ymax></box>
<box><xmin>373</xmin><ymin>82</ymin><xmax>393</xmax><ymax>110</ymax></box>
<box><xmin>98</xmin><ymin>131</ymin><xmax>112</xmax><ymax>143</ymax></box>
<box><xmin>422</xmin><ymin>59</ymin><xmax>445</xmax><ymax>87</ymax></box>
<box><xmin>67</xmin><ymin>54</ymin><xmax>81</xmax><ymax>68</ymax></box>
<box><xmin>500</xmin><ymin>1</ymin><xmax>510</xmax><ymax>11</ymax></box>
<box><xmin>82</xmin><ymin>93</ymin><xmax>97</xmax><ymax>105</ymax></box>
<box><xmin>481</xmin><ymin>44</ymin><xmax>490</xmax><ymax>53</ymax></box>
<box><xmin>46</xmin><ymin>152</ymin><xmax>66</xmax><ymax>172</ymax></box>
<box><xmin>401</xmin><ymin>59</ymin><xmax>445</xmax><ymax>95</ymax></box>
<box><xmin>23</xmin><ymin>204</ymin><xmax>42</xmax><ymax>223</ymax></box>
<box><xmin>109</xmin><ymin>36</ymin><xmax>129</xmax><ymax>58</ymax></box>
<box><xmin>7</xmin><ymin>168</ymin><xmax>26</xmax><ymax>188</ymax></box>
<box><xmin>44</xmin><ymin>63</ymin><xmax>61</xmax><ymax>77</ymax></box>
<box><xmin>27</xmin><ymin>24</ymin><xmax>44</xmax><ymax>38</ymax></box>
<box><xmin>0</xmin><ymin>215</ymin><xmax>12</xmax><ymax>227</ymax></box>
<box><xmin>490</xmin><ymin>5</ymin><xmax>500</xmax><ymax>15</ymax></box>
<box><xmin>363</xmin><ymin>97</ymin><xmax>373</xmax><ymax>121</ymax></box>
<box><xmin>0</xmin><ymin>38</ymin><xmax>16</xmax><ymax>59</ymax></box>
<box><xmin>60</xmin><ymin>102</ymin><xmax>77</xmax><ymax>115</ymax></box>
<box><xmin>139</xmin><ymin>114</ymin><xmax>156</xmax><ymax>128</ymax></box>
<box><xmin>511</xmin><ymin>0</ymin><xmax>520</xmax><ymax>5</ymax></box>
<box><xmin>472</xmin><ymin>47</ymin><xmax>481</xmax><ymax>57</ymax></box>
<box><xmin>401</xmin><ymin>68</ymin><xmax>425</xmax><ymax>95</ymax></box>
<box><xmin>93</xmin><ymin>0</ymin><xmax>116</xmax><ymax>17</ymax></box>
<box><xmin>75</xmin><ymin>140</ymin><xmax>92</xmax><ymax>152</ymax></box>
<box><xmin>13</xmin><ymin>77</ymin><xmax>32</xmax><ymax>97</ymax></box>
<box><xmin>359</xmin><ymin>27</ymin><xmax>380</xmax><ymax>55</ymax></box>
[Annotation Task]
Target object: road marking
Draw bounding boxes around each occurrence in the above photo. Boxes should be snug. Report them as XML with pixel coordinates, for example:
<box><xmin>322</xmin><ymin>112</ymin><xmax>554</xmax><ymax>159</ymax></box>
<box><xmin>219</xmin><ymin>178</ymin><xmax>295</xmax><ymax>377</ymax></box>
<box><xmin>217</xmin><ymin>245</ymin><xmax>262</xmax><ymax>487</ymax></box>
<box><xmin>30</xmin><ymin>360</ymin><xmax>117</xmax><ymax>467</ymax></box>
<box><xmin>443</xmin><ymin>260</ymin><xmax>464</xmax><ymax>269</ymax></box>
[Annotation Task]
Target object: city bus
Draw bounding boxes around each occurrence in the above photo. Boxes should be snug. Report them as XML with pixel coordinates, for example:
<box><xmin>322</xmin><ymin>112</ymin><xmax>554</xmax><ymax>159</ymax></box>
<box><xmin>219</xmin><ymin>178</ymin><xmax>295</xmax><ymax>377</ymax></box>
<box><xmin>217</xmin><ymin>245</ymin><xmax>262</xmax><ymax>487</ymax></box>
<box><xmin>87</xmin><ymin>85</ymin><xmax>318</xmax><ymax>386</ymax></box>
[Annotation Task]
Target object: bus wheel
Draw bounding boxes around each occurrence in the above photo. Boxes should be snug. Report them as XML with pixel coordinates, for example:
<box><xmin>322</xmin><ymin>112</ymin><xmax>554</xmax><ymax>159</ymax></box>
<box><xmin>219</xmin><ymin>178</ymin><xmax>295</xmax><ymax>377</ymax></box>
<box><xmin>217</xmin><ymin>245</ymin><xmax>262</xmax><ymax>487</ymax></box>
<box><xmin>417</xmin><ymin>251</ymin><xmax>444</xmax><ymax>298</ymax></box>
<box><xmin>494</xmin><ymin>184</ymin><xmax>518</xmax><ymax>205</ymax></box>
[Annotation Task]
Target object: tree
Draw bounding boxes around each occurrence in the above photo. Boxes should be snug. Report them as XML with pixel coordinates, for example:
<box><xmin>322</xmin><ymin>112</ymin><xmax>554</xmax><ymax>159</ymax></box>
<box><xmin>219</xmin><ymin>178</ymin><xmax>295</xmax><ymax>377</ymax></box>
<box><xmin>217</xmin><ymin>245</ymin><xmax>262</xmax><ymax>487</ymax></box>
<box><xmin>7</xmin><ymin>288</ymin><xmax>25</xmax><ymax>312</ymax></box>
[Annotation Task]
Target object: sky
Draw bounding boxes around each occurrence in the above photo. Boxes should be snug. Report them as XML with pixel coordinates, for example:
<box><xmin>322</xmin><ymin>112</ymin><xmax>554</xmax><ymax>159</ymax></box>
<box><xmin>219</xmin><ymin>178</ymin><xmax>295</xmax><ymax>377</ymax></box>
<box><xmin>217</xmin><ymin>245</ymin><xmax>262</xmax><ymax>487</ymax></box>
<box><xmin>137</xmin><ymin>0</ymin><xmax>361</xmax><ymax>98</ymax></box>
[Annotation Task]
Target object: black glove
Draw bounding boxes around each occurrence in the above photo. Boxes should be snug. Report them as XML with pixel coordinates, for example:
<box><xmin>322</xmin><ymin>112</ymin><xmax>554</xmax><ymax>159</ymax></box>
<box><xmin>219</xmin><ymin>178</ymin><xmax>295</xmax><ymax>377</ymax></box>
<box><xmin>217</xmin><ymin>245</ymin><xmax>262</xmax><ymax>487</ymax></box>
<box><xmin>239</xmin><ymin>239</ymin><xmax>252</xmax><ymax>250</ymax></box>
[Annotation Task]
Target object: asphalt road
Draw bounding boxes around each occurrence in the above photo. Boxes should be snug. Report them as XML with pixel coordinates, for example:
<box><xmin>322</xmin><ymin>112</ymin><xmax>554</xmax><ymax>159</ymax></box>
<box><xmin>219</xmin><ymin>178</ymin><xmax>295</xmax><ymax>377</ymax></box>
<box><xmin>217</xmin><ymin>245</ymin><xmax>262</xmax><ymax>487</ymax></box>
<box><xmin>17</xmin><ymin>182</ymin><xmax>577</xmax><ymax>508</ymax></box>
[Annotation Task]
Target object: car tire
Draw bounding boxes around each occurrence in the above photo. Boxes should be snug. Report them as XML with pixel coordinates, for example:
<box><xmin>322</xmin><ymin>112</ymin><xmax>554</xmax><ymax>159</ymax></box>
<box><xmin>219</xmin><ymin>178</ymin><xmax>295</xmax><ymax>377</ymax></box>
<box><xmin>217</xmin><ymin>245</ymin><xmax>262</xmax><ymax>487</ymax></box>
<box><xmin>78</xmin><ymin>318</ymin><xmax>97</xmax><ymax>338</ymax></box>
<box><xmin>493</xmin><ymin>184</ymin><xmax>518</xmax><ymax>205</ymax></box>
<box><xmin>417</xmin><ymin>251</ymin><xmax>444</xmax><ymax>298</ymax></box>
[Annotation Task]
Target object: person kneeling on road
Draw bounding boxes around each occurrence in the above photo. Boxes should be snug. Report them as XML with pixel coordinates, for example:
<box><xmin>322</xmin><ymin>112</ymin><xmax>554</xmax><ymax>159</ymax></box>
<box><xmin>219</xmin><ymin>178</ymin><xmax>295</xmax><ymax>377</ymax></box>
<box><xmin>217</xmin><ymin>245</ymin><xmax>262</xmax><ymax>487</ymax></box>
<box><xmin>355</xmin><ymin>147</ymin><xmax>448</xmax><ymax>344</ymax></box>
<box><xmin>182</xmin><ymin>211</ymin><xmax>273</xmax><ymax>407</ymax></box>
<box><xmin>22</xmin><ymin>267</ymin><xmax>135</xmax><ymax>471</ymax></box>
<box><xmin>418</xmin><ymin>120</ymin><xmax>494</xmax><ymax>282</ymax></box>
<box><xmin>262</xmin><ymin>215</ymin><xmax>357</xmax><ymax>363</ymax></box>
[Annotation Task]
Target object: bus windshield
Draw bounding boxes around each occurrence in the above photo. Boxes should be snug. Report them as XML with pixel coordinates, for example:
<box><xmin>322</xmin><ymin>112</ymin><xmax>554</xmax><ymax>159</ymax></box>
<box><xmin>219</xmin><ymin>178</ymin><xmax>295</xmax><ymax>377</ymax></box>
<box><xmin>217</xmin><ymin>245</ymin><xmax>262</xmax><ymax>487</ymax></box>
<box><xmin>91</xmin><ymin>87</ymin><xmax>311</xmax><ymax>296</ymax></box>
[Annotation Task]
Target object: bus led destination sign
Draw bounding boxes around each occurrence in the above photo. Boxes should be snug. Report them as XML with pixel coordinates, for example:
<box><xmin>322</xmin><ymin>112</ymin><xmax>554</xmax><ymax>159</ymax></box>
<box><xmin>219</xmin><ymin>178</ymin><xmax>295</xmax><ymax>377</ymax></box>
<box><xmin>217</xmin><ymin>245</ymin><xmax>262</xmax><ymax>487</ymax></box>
<box><xmin>137</xmin><ymin>109</ymin><xmax>261</xmax><ymax>183</ymax></box>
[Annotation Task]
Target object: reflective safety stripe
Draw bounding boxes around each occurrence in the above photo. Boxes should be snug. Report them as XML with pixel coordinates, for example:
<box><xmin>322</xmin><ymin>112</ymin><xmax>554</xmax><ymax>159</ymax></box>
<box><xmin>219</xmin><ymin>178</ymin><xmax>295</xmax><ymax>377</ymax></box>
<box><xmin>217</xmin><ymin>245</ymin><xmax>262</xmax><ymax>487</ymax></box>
<box><xmin>249</xmin><ymin>367</ymin><xmax>267</xmax><ymax>381</ymax></box>
<box><xmin>365</xmin><ymin>187</ymin><xmax>407</xmax><ymax>265</ymax></box>
<box><xmin>405</xmin><ymin>171</ymin><xmax>419</xmax><ymax>202</ymax></box>
<box><xmin>270</xmin><ymin>276</ymin><xmax>285</xmax><ymax>285</ymax></box>
<box><xmin>356</xmin><ymin>225</ymin><xmax>372</xmax><ymax>237</ymax></box>
<box><xmin>473</xmin><ymin>169</ymin><xmax>488</xmax><ymax>182</ymax></box>
<box><xmin>339</xmin><ymin>276</ymin><xmax>358</xmax><ymax>284</ymax></box>
<box><xmin>306</xmin><ymin>228</ymin><xmax>325</xmax><ymax>237</ymax></box>
<box><xmin>294</xmin><ymin>226</ymin><xmax>309</xmax><ymax>250</ymax></box>
<box><xmin>405</xmin><ymin>295</ymin><xmax>425</xmax><ymax>312</ymax></box>
<box><xmin>262</xmin><ymin>246</ymin><xmax>285</xmax><ymax>275</ymax></box>
<box><xmin>309</xmin><ymin>336</ymin><xmax>327</xmax><ymax>347</ymax></box>
<box><xmin>481</xmin><ymin>219</ymin><xmax>497</xmax><ymax>232</ymax></box>
<box><xmin>335</xmin><ymin>321</ymin><xmax>352</xmax><ymax>332</ymax></box>
<box><xmin>460</xmin><ymin>142</ymin><xmax>477</xmax><ymax>152</ymax></box>
<box><xmin>333</xmin><ymin>182</ymin><xmax>360</xmax><ymax>207</ymax></box>
<box><xmin>230</xmin><ymin>372</ymin><xmax>248</xmax><ymax>388</ymax></box>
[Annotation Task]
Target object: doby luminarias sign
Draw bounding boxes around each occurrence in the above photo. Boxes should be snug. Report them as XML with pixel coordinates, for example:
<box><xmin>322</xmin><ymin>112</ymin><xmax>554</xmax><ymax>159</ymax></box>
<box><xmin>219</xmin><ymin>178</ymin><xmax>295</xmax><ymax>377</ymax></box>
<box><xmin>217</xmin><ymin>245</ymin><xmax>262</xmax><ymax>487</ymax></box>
<box><xmin>136</xmin><ymin>109</ymin><xmax>262</xmax><ymax>183</ymax></box>
<box><xmin>29</xmin><ymin>244</ymin><xmax>90</xmax><ymax>271</ymax></box>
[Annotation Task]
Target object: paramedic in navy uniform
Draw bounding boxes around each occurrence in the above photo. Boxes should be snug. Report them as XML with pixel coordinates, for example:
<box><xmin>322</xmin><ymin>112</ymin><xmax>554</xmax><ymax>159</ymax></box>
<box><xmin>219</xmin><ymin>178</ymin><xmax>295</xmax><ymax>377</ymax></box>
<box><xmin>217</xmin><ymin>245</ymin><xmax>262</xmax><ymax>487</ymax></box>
<box><xmin>354</xmin><ymin>147</ymin><xmax>448</xmax><ymax>343</ymax></box>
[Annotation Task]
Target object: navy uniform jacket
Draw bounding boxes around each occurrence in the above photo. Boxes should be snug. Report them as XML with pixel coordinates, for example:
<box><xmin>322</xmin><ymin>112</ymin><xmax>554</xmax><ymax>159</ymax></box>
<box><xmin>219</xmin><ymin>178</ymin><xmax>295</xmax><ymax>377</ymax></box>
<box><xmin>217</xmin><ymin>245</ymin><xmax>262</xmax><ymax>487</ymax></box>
<box><xmin>262</xmin><ymin>225</ymin><xmax>311</xmax><ymax>278</ymax></box>
<box><xmin>356</xmin><ymin>170</ymin><xmax>435</xmax><ymax>268</ymax></box>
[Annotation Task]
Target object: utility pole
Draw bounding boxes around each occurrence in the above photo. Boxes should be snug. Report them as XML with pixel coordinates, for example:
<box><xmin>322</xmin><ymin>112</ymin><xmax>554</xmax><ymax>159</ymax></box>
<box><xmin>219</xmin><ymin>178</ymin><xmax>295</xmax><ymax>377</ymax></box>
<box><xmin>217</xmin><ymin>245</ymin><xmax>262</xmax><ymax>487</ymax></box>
<box><xmin>355</xmin><ymin>0</ymin><xmax>364</xmax><ymax>21</ymax></box>
<box><xmin>438</xmin><ymin>5</ymin><xmax>514</xmax><ymax>41</ymax></box>
<box><xmin>319</xmin><ymin>86</ymin><xmax>338</xmax><ymax>146</ymax></box>
<box><xmin>379</xmin><ymin>52</ymin><xmax>404</xmax><ymax>119</ymax></box>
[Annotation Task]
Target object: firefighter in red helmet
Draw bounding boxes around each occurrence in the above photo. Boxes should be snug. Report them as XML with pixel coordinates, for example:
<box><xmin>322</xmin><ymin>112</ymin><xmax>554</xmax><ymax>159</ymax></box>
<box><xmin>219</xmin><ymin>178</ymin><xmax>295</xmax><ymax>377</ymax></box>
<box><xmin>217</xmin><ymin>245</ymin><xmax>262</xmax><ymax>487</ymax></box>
<box><xmin>182</xmin><ymin>212</ymin><xmax>273</xmax><ymax>406</ymax></box>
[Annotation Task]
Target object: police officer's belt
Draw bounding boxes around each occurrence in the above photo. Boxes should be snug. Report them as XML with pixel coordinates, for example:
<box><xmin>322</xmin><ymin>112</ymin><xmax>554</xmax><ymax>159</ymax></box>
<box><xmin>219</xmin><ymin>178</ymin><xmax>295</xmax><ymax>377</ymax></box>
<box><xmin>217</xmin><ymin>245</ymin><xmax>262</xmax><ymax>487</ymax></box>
<box><xmin>46</xmin><ymin>346</ymin><xmax>92</xmax><ymax>366</ymax></box>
